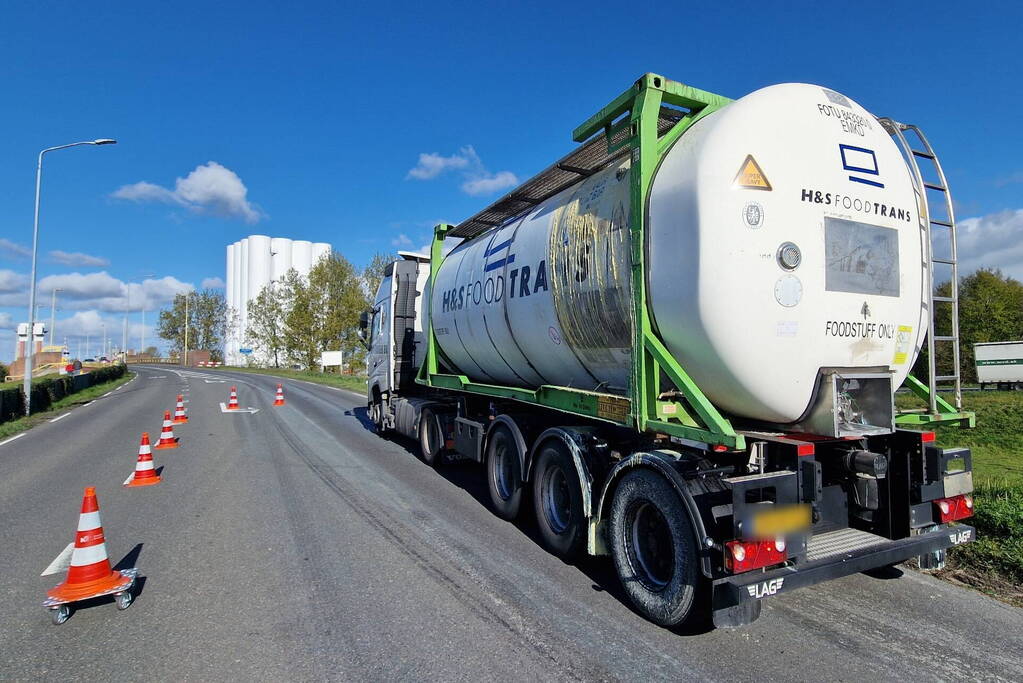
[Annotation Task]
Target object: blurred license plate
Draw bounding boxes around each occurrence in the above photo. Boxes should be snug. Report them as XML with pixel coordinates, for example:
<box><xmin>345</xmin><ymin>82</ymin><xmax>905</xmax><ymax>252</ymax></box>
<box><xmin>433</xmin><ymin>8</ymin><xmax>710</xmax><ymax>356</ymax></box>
<box><xmin>751</xmin><ymin>504</ymin><xmax>810</xmax><ymax>537</ymax></box>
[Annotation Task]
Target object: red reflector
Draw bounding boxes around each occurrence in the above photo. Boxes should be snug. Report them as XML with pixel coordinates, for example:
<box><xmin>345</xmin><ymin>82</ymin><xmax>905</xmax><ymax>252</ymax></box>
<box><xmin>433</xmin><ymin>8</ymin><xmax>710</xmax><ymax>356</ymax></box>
<box><xmin>725</xmin><ymin>539</ymin><xmax>788</xmax><ymax>573</ymax></box>
<box><xmin>796</xmin><ymin>443</ymin><xmax>815</xmax><ymax>456</ymax></box>
<box><xmin>921</xmin><ymin>432</ymin><xmax>936</xmax><ymax>443</ymax></box>
<box><xmin>712</xmin><ymin>444</ymin><xmax>728</xmax><ymax>453</ymax></box>
<box><xmin>934</xmin><ymin>494</ymin><xmax>973</xmax><ymax>523</ymax></box>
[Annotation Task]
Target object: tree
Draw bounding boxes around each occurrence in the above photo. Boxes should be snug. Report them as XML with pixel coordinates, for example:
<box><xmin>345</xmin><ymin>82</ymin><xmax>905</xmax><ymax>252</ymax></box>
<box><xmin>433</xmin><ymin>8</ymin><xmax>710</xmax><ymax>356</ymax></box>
<box><xmin>914</xmin><ymin>268</ymin><xmax>1023</xmax><ymax>383</ymax></box>
<box><xmin>362</xmin><ymin>251</ymin><xmax>391</xmax><ymax>302</ymax></box>
<box><xmin>246</xmin><ymin>282</ymin><xmax>287</xmax><ymax>368</ymax></box>
<box><xmin>142</xmin><ymin>346</ymin><xmax>158</xmax><ymax>358</ymax></box>
<box><xmin>157</xmin><ymin>289</ymin><xmax>228</xmax><ymax>361</ymax></box>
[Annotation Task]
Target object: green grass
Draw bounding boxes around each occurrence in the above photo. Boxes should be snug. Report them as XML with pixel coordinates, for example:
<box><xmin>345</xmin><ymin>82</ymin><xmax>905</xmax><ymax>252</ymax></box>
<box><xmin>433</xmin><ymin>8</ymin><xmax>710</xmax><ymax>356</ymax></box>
<box><xmin>0</xmin><ymin>371</ymin><xmax>135</xmax><ymax>440</ymax></box>
<box><xmin>216</xmin><ymin>366</ymin><xmax>368</xmax><ymax>395</ymax></box>
<box><xmin>897</xmin><ymin>390</ymin><xmax>1023</xmax><ymax>602</ymax></box>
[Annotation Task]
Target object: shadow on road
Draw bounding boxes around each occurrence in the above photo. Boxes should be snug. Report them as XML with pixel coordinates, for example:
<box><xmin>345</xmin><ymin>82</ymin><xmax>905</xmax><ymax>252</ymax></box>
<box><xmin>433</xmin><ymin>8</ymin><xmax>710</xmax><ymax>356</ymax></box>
<box><xmin>346</xmin><ymin>405</ymin><xmax>713</xmax><ymax>635</ymax></box>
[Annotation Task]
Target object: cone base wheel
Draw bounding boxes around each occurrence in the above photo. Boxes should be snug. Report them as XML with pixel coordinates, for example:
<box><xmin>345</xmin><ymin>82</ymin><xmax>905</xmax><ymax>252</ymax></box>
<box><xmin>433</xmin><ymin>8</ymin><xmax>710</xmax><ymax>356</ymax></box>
<box><xmin>50</xmin><ymin>604</ymin><xmax>71</xmax><ymax>625</ymax></box>
<box><xmin>116</xmin><ymin>589</ymin><xmax>134</xmax><ymax>610</ymax></box>
<box><xmin>154</xmin><ymin>441</ymin><xmax>178</xmax><ymax>450</ymax></box>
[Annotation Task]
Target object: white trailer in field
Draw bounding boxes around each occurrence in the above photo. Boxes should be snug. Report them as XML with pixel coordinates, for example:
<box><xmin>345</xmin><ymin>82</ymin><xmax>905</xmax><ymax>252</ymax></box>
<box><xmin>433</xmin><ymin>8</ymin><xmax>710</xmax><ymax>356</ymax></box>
<box><xmin>975</xmin><ymin>341</ymin><xmax>1023</xmax><ymax>389</ymax></box>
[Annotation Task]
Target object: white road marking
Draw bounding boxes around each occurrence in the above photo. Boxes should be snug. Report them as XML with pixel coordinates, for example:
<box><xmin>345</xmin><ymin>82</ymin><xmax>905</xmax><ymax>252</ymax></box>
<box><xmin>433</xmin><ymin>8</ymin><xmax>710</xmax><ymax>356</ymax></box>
<box><xmin>204</xmin><ymin>379</ymin><xmax>226</xmax><ymax>384</ymax></box>
<box><xmin>0</xmin><ymin>433</ymin><xmax>26</xmax><ymax>446</ymax></box>
<box><xmin>41</xmin><ymin>543</ymin><xmax>75</xmax><ymax>576</ymax></box>
<box><xmin>102</xmin><ymin>391</ymin><xmax>112</xmax><ymax>397</ymax></box>
<box><xmin>82</xmin><ymin>400</ymin><xmax>96</xmax><ymax>408</ymax></box>
<box><xmin>219</xmin><ymin>402</ymin><xmax>260</xmax><ymax>414</ymax></box>
<box><xmin>49</xmin><ymin>413</ymin><xmax>71</xmax><ymax>423</ymax></box>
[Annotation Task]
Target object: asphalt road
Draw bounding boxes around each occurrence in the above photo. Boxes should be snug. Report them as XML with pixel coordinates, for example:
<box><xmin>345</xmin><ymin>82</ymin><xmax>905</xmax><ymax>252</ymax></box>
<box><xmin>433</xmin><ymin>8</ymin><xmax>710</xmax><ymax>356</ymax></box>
<box><xmin>1</xmin><ymin>365</ymin><xmax>1020</xmax><ymax>681</ymax></box>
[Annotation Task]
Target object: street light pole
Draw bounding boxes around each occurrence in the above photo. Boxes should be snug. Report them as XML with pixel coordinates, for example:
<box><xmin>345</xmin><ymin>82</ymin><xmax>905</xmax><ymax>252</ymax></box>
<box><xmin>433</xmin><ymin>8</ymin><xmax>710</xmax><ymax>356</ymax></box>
<box><xmin>49</xmin><ymin>287</ymin><xmax>63</xmax><ymax>346</ymax></box>
<box><xmin>22</xmin><ymin>139</ymin><xmax>116</xmax><ymax>416</ymax></box>
<box><xmin>183</xmin><ymin>292</ymin><xmax>190</xmax><ymax>367</ymax></box>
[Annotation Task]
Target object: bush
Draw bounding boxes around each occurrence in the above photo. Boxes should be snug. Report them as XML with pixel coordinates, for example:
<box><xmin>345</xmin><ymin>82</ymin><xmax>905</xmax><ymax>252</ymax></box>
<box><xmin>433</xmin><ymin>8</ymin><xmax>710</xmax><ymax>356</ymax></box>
<box><xmin>0</xmin><ymin>364</ymin><xmax>127</xmax><ymax>424</ymax></box>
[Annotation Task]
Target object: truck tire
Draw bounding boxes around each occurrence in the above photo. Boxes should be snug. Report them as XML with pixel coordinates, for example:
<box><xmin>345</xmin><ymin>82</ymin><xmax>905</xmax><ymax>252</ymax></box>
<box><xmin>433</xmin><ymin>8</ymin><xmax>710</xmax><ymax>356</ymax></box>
<box><xmin>532</xmin><ymin>441</ymin><xmax>586</xmax><ymax>559</ymax></box>
<box><xmin>608</xmin><ymin>469</ymin><xmax>700</xmax><ymax>627</ymax></box>
<box><xmin>418</xmin><ymin>407</ymin><xmax>445</xmax><ymax>466</ymax></box>
<box><xmin>486</xmin><ymin>425</ymin><xmax>523</xmax><ymax>520</ymax></box>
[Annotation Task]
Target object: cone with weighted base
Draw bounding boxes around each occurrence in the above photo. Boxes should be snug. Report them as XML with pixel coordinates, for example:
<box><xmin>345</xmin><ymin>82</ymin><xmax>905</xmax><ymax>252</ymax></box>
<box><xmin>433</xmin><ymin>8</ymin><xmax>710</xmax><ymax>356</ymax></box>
<box><xmin>154</xmin><ymin>410</ymin><xmax>178</xmax><ymax>449</ymax></box>
<box><xmin>172</xmin><ymin>395</ymin><xmax>188</xmax><ymax>423</ymax></box>
<box><xmin>125</xmin><ymin>432</ymin><xmax>161</xmax><ymax>487</ymax></box>
<box><xmin>44</xmin><ymin>487</ymin><xmax>137</xmax><ymax>623</ymax></box>
<box><xmin>227</xmin><ymin>386</ymin><xmax>239</xmax><ymax>410</ymax></box>
<box><xmin>273</xmin><ymin>384</ymin><xmax>285</xmax><ymax>407</ymax></box>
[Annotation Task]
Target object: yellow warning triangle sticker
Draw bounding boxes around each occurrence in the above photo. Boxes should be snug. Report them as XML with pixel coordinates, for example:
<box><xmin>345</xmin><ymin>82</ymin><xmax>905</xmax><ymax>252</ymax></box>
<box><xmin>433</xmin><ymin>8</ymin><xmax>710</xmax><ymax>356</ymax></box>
<box><xmin>733</xmin><ymin>154</ymin><xmax>772</xmax><ymax>191</ymax></box>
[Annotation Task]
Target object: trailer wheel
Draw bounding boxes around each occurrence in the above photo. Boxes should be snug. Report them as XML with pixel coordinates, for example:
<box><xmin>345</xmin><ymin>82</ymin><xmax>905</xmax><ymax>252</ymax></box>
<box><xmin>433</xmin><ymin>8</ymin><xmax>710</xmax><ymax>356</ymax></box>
<box><xmin>486</xmin><ymin>425</ymin><xmax>523</xmax><ymax>520</ymax></box>
<box><xmin>418</xmin><ymin>408</ymin><xmax>445</xmax><ymax>466</ymax></box>
<box><xmin>532</xmin><ymin>441</ymin><xmax>585</xmax><ymax>559</ymax></box>
<box><xmin>609</xmin><ymin>470</ymin><xmax>700</xmax><ymax>627</ymax></box>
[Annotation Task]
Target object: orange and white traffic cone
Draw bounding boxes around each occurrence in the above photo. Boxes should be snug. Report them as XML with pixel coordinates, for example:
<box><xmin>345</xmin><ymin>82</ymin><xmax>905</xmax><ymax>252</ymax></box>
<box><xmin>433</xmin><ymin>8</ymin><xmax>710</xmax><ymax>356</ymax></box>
<box><xmin>273</xmin><ymin>384</ymin><xmax>285</xmax><ymax>407</ymax></box>
<box><xmin>125</xmin><ymin>433</ymin><xmax>161</xmax><ymax>487</ymax></box>
<box><xmin>172</xmin><ymin>395</ymin><xmax>188</xmax><ymax>423</ymax></box>
<box><xmin>44</xmin><ymin>487</ymin><xmax>137</xmax><ymax>620</ymax></box>
<box><xmin>227</xmin><ymin>386</ymin><xmax>239</xmax><ymax>410</ymax></box>
<box><xmin>154</xmin><ymin>410</ymin><xmax>178</xmax><ymax>449</ymax></box>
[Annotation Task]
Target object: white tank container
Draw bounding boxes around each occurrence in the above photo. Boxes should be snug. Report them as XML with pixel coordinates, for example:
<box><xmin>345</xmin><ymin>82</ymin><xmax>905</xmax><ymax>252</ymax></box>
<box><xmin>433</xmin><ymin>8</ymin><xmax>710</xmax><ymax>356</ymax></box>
<box><xmin>312</xmin><ymin>242</ymin><xmax>331</xmax><ymax>268</ymax></box>
<box><xmin>430</xmin><ymin>83</ymin><xmax>926</xmax><ymax>424</ymax></box>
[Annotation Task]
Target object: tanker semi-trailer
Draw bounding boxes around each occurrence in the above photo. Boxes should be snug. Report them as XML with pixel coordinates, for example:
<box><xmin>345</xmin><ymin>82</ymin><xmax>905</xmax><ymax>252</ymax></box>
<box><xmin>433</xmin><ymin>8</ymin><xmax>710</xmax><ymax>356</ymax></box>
<box><xmin>359</xmin><ymin>74</ymin><xmax>976</xmax><ymax>628</ymax></box>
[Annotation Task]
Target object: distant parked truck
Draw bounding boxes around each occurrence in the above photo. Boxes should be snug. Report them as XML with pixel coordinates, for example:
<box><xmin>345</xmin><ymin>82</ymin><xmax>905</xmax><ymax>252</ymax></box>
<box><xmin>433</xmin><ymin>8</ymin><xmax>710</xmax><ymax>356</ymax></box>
<box><xmin>975</xmin><ymin>341</ymin><xmax>1023</xmax><ymax>390</ymax></box>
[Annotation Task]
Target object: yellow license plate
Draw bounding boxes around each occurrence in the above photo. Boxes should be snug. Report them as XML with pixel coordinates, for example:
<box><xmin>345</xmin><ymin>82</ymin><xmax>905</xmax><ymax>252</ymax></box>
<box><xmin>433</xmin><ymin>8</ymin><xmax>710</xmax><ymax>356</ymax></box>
<box><xmin>751</xmin><ymin>504</ymin><xmax>811</xmax><ymax>538</ymax></box>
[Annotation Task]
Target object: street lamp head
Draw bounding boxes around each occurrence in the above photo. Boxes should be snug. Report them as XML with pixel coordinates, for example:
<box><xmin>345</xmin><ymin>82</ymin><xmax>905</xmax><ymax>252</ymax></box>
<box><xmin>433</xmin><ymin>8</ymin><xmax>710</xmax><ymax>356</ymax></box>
<box><xmin>92</xmin><ymin>139</ymin><xmax>117</xmax><ymax>145</ymax></box>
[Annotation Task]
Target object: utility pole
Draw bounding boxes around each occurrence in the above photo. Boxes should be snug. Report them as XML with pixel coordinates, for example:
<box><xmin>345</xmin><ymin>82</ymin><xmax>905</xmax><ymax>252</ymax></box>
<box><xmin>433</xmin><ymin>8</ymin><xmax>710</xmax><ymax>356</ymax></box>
<box><xmin>183</xmin><ymin>292</ymin><xmax>190</xmax><ymax>367</ymax></box>
<box><xmin>49</xmin><ymin>288</ymin><xmax>62</xmax><ymax>346</ymax></box>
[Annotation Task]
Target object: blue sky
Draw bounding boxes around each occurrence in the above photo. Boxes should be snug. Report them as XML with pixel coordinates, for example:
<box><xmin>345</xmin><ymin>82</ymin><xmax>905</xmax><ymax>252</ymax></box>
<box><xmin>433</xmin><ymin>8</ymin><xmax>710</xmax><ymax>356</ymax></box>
<box><xmin>1</xmin><ymin>1</ymin><xmax>1020</xmax><ymax>359</ymax></box>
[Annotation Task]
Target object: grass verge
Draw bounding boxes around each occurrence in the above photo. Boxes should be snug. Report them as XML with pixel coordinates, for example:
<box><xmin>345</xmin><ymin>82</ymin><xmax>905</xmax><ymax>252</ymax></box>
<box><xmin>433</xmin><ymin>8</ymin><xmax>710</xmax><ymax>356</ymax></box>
<box><xmin>0</xmin><ymin>371</ymin><xmax>135</xmax><ymax>441</ymax></box>
<box><xmin>898</xmin><ymin>390</ymin><xmax>1023</xmax><ymax>606</ymax></box>
<box><xmin>216</xmin><ymin>366</ymin><xmax>367</xmax><ymax>395</ymax></box>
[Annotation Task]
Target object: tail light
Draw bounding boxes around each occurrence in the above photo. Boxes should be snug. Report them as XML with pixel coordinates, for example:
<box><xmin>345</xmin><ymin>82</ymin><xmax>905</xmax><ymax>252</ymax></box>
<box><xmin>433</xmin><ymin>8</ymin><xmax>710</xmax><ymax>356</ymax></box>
<box><xmin>934</xmin><ymin>494</ymin><xmax>973</xmax><ymax>523</ymax></box>
<box><xmin>724</xmin><ymin>537</ymin><xmax>787</xmax><ymax>573</ymax></box>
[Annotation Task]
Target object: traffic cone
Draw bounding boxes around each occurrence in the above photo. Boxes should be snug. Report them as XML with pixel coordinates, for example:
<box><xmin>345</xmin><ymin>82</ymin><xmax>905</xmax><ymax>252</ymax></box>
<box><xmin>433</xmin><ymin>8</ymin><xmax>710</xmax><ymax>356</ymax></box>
<box><xmin>125</xmin><ymin>433</ymin><xmax>161</xmax><ymax>487</ymax></box>
<box><xmin>172</xmin><ymin>395</ymin><xmax>188</xmax><ymax>423</ymax></box>
<box><xmin>227</xmin><ymin>386</ymin><xmax>239</xmax><ymax>410</ymax></box>
<box><xmin>273</xmin><ymin>384</ymin><xmax>285</xmax><ymax>407</ymax></box>
<box><xmin>154</xmin><ymin>410</ymin><xmax>178</xmax><ymax>449</ymax></box>
<box><xmin>46</xmin><ymin>487</ymin><xmax>134</xmax><ymax>603</ymax></box>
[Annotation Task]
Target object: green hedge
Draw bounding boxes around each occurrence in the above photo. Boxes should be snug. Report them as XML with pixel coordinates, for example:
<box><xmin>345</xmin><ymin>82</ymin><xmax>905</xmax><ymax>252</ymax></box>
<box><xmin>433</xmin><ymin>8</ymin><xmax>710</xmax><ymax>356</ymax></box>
<box><xmin>0</xmin><ymin>364</ymin><xmax>126</xmax><ymax>424</ymax></box>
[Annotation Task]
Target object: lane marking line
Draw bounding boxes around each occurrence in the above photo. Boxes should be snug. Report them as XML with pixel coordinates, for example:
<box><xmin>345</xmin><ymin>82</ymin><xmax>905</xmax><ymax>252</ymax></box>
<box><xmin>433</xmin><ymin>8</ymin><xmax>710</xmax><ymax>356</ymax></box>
<box><xmin>41</xmin><ymin>542</ymin><xmax>75</xmax><ymax>576</ymax></box>
<box><xmin>103</xmin><ymin>391</ymin><xmax>112</xmax><ymax>397</ymax></box>
<box><xmin>219</xmin><ymin>402</ymin><xmax>260</xmax><ymax>414</ymax></box>
<box><xmin>0</xmin><ymin>433</ymin><xmax>26</xmax><ymax>446</ymax></box>
<box><xmin>49</xmin><ymin>413</ymin><xmax>71</xmax><ymax>423</ymax></box>
<box><xmin>82</xmin><ymin>400</ymin><xmax>96</xmax><ymax>408</ymax></box>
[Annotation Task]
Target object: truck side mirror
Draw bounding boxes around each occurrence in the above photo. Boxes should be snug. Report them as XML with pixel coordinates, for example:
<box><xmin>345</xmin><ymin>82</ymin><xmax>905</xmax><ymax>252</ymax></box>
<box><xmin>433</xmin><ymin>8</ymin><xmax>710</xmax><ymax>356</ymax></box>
<box><xmin>358</xmin><ymin>310</ymin><xmax>371</xmax><ymax>348</ymax></box>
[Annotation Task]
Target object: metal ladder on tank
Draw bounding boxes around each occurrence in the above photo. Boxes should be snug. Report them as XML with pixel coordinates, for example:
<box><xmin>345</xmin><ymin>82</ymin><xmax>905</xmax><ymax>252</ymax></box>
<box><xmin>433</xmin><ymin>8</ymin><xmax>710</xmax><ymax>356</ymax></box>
<box><xmin>879</xmin><ymin>118</ymin><xmax>963</xmax><ymax>414</ymax></box>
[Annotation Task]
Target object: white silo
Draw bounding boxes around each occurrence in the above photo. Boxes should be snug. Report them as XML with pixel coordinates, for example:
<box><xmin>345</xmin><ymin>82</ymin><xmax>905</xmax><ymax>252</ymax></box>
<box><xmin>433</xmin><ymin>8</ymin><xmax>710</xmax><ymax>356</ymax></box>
<box><xmin>270</xmin><ymin>237</ymin><xmax>293</xmax><ymax>283</ymax></box>
<box><xmin>292</xmin><ymin>240</ymin><xmax>313</xmax><ymax>277</ymax></box>
<box><xmin>312</xmin><ymin>242</ymin><xmax>331</xmax><ymax>268</ymax></box>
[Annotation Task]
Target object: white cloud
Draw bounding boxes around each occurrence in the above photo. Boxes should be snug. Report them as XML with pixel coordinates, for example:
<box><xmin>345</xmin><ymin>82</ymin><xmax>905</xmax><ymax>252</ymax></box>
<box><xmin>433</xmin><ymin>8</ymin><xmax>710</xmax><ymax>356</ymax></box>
<box><xmin>391</xmin><ymin>233</ymin><xmax>413</xmax><ymax>247</ymax></box>
<box><xmin>406</xmin><ymin>146</ymin><xmax>478</xmax><ymax>180</ymax></box>
<box><xmin>202</xmin><ymin>276</ymin><xmax>225</xmax><ymax>289</ymax></box>
<box><xmin>0</xmin><ymin>238</ymin><xmax>30</xmax><ymax>260</ymax></box>
<box><xmin>406</xmin><ymin>145</ymin><xmax>518</xmax><ymax>196</ymax></box>
<box><xmin>995</xmin><ymin>171</ymin><xmax>1023</xmax><ymax>188</ymax></box>
<box><xmin>944</xmin><ymin>208</ymin><xmax>1023</xmax><ymax>280</ymax></box>
<box><xmin>48</xmin><ymin>250</ymin><xmax>110</xmax><ymax>267</ymax></box>
<box><xmin>0</xmin><ymin>312</ymin><xmax>13</xmax><ymax>330</ymax></box>
<box><xmin>0</xmin><ymin>269</ymin><xmax>27</xmax><ymax>293</ymax></box>
<box><xmin>461</xmin><ymin>171</ymin><xmax>519</xmax><ymax>196</ymax></box>
<box><xmin>112</xmin><ymin>161</ymin><xmax>263</xmax><ymax>223</ymax></box>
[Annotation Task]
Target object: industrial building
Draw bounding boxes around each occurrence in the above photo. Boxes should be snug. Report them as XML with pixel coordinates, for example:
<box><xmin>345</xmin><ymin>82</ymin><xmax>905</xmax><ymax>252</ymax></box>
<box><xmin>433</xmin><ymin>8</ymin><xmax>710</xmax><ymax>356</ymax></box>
<box><xmin>225</xmin><ymin>236</ymin><xmax>331</xmax><ymax>365</ymax></box>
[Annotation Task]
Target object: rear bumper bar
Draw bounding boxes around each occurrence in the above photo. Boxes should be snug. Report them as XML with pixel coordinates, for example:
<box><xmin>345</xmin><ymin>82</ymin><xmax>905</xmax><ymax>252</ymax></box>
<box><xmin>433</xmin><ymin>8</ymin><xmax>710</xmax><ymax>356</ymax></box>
<box><xmin>713</xmin><ymin>523</ymin><xmax>974</xmax><ymax>609</ymax></box>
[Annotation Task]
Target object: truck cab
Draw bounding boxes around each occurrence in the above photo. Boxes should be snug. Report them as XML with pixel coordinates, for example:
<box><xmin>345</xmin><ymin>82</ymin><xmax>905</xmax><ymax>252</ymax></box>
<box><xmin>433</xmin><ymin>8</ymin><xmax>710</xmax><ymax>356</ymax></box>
<box><xmin>362</xmin><ymin>252</ymin><xmax>431</xmax><ymax>429</ymax></box>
